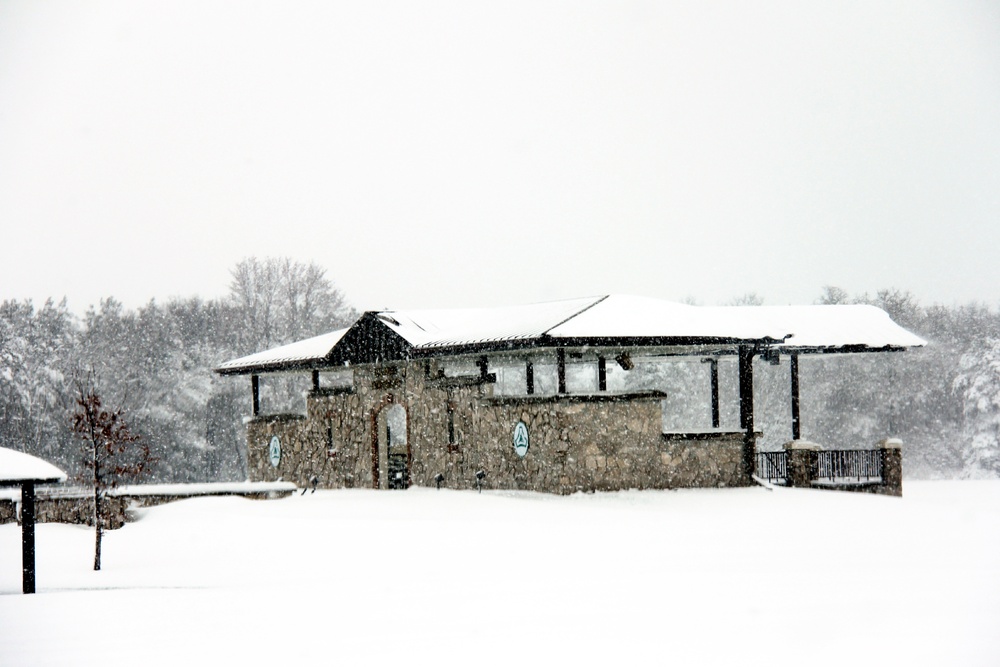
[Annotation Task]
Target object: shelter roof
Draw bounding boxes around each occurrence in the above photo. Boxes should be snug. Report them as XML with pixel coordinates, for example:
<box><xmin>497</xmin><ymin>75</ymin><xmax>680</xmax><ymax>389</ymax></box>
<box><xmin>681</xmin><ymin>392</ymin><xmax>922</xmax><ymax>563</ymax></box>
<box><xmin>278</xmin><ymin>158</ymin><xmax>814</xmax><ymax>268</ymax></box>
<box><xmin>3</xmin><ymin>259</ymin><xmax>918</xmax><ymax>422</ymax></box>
<box><xmin>0</xmin><ymin>447</ymin><xmax>67</xmax><ymax>487</ymax></box>
<box><xmin>216</xmin><ymin>328</ymin><xmax>349</xmax><ymax>374</ymax></box>
<box><xmin>216</xmin><ymin>294</ymin><xmax>926</xmax><ymax>375</ymax></box>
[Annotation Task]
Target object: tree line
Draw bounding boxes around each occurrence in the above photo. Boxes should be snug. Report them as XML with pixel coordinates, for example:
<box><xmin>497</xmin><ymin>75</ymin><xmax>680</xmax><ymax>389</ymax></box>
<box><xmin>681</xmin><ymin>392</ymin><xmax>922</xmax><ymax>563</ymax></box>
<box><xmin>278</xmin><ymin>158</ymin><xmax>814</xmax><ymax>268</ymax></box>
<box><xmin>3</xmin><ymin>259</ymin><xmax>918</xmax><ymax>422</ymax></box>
<box><xmin>0</xmin><ymin>258</ymin><xmax>356</xmax><ymax>483</ymax></box>
<box><xmin>1</xmin><ymin>266</ymin><xmax>998</xmax><ymax>481</ymax></box>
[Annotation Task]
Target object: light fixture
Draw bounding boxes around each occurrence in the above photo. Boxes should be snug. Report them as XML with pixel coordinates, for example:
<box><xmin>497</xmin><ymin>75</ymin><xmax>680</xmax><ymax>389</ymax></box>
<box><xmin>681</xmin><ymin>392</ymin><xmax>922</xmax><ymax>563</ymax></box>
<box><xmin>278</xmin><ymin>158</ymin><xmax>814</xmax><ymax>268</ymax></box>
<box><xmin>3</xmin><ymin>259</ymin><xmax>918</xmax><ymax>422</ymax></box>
<box><xmin>615</xmin><ymin>352</ymin><xmax>634</xmax><ymax>371</ymax></box>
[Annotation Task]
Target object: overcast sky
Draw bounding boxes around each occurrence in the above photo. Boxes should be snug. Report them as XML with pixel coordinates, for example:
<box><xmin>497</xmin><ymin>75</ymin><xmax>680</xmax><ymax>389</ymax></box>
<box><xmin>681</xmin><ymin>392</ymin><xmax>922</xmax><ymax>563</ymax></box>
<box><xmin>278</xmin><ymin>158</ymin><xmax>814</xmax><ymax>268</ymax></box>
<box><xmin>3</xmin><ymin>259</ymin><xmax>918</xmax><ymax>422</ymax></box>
<box><xmin>1</xmin><ymin>1</ymin><xmax>999</xmax><ymax>314</ymax></box>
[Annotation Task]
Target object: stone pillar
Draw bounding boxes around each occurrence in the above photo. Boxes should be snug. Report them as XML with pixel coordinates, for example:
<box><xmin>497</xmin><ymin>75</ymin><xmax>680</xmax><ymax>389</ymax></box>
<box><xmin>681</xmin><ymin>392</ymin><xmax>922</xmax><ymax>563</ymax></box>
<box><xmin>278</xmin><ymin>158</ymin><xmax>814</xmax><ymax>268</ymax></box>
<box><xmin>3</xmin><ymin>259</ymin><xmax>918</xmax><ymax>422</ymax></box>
<box><xmin>877</xmin><ymin>438</ymin><xmax>903</xmax><ymax>497</ymax></box>
<box><xmin>784</xmin><ymin>440</ymin><xmax>821</xmax><ymax>488</ymax></box>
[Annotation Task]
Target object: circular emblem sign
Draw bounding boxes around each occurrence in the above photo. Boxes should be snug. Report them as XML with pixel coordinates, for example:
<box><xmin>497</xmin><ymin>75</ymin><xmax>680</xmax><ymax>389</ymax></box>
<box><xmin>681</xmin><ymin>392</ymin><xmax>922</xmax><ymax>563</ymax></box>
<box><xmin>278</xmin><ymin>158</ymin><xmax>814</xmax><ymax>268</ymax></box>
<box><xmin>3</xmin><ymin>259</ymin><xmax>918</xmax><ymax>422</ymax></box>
<box><xmin>269</xmin><ymin>435</ymin><xmax>281</xmax><ymax>468</ymax></box>
<box><xmin>513</xmin><ymin>421</ymin><xmax>529</xmax><ymax>458</ymax></box>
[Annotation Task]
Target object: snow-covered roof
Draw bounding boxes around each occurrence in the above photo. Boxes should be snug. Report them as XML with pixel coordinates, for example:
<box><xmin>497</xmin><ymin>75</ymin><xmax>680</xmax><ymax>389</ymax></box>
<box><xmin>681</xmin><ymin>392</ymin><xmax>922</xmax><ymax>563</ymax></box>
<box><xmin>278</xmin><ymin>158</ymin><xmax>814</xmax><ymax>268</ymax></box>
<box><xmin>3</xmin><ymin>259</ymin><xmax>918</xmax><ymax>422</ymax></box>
<box><xmin>0</xmin><ymin>447</ymin><xmax>67</xmax><ymax>486</ymax></box>
<box><xmin>374</xmin><ymin>296</ymin><xmax>604</xmax><ymax>348</ymax></box>
<box><xmin>216</xmin><ymin>295</ymin><xmax>925</xmax><ymax>374</ymax></box>
<box><xmin>216</xmin><ymin>328</ymin><xmax>349</xmax><ymax>374</ymax></box>
<box><xmin>376</xmin><ymin>294</ymin><xmax>925</xmax><ymax>349</ymax></box>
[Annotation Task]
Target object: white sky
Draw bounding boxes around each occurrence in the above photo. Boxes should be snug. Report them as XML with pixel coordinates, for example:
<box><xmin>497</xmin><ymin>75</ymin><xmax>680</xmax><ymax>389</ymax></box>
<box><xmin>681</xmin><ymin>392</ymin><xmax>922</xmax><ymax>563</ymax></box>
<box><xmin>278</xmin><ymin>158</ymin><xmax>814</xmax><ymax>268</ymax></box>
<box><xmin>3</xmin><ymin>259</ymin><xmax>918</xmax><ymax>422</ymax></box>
<box><xmin>1</xmin><ymin>1</ymin><xmax>999</xmax><ymax>313</ymax></box>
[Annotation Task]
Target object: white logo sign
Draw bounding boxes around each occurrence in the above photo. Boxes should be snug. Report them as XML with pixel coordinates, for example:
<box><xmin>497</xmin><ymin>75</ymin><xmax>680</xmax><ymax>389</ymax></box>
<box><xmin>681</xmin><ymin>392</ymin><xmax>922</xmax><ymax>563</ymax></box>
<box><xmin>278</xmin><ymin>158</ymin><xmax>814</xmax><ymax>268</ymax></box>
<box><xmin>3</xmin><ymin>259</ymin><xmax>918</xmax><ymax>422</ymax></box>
<box><xmin>269</xmin><ymin>436</ymin><xmax>281</xmax><ymax>468</ymax></box>
<box><xmin>513</xmin><ymin>421</ymin><xmax>529</xmax><ymax>458</ymax></box>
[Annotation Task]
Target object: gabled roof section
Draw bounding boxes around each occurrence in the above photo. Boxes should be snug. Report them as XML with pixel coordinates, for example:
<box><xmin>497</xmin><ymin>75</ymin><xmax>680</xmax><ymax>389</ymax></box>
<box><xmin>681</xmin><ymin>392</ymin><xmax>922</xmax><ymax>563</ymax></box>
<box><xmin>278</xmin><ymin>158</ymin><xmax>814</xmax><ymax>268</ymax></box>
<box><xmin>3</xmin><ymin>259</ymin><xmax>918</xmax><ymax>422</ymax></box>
<box><xmin>326</xmin><ymin>312</ymin><xmax>414</xmax><ymax>366</ymax></box>
<box><xmin>216</xmin><ymin>294</ymin><xmax>926</xmax><ymax>375</ymax></box>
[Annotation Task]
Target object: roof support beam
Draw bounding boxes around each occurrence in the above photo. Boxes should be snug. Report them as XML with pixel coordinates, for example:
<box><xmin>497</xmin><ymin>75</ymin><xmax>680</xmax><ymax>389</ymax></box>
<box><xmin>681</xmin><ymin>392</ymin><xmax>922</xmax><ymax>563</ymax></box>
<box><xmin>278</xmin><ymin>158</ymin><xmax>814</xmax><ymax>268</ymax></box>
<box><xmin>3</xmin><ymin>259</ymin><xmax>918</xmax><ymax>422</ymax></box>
<box><xmin>251</xmin><ymin>375</ymin><xmax>260</xmax><ymax>417</ymax></box>
<box><xmin>557</xmin><ymin>349</ymin><xmax>567</xmax><ymax>394</ymax></box>
<box><xmin>790</xmin><ymin>353</ymin><xmax>801</xmax><ymax>440</ymax></box>
<box><xmin>703</xmin><ymin>358</ymin><xmax>720</xmax><ymax>428</ymax></box>
<box><xmin>738</xmin><ymin>345</ymin><xmax>756</xmax><ymax>479</ymax></box>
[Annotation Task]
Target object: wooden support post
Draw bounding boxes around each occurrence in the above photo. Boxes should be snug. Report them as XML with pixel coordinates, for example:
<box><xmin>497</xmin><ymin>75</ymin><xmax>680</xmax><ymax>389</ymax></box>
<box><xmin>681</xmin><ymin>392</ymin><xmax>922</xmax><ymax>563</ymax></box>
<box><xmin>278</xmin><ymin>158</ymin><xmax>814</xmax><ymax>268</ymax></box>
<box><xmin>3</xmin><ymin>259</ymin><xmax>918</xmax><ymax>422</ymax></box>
<box><xmin>312</xmin><ymin>369</ymin><xmax>320</xmax><ymax>393</ymax></box>
<box><xmin>738</xmin><ymin>345</ymin><xmax>756</xmax><ymax>480</ymax></box>
<box><xmin>703</xmin><ymin>358</ymin><xmax>720</xmax><ymax>428</ymax></box>
<box><xmin>557</xmin><ymin>349</ymin><xmax>567</xmax><ymax>394</ymax></box>
<box><xmin>21</xmin><ymin>481</ymin><xmax>35</xmax><ymax>594</ymax></box>
<box><xmin>598</xmin><ymin>356</ymin><xmax>607</xmax><ymax>392</ymax></box>
<box><xmin>526</xmin><ymin>361</ymin><xmax>534</xmax><ymax>395</ymax></box>
<box><xmin>790</xmin><ymin>352</ymin><xmax>801</xmax><ymax>441</ymax></box>
<box><xmin>251</xmin><ymin>375</ymin><xmax>260</xmax><ymax>417</ymax></box>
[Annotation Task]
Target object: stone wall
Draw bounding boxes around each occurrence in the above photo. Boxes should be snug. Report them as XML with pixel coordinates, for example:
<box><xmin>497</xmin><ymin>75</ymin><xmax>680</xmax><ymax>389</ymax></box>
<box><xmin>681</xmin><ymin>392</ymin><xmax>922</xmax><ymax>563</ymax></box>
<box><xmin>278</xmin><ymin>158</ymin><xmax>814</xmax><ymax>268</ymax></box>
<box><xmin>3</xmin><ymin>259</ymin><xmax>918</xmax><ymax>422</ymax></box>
<box><xmin>659</xmin><ymin>433</ymin><xmax>749</xmax><ymax>488</ymax></box>
<box><xmin>246</xmin><ymin>360</ymin><xmax>754</xmax><ymax>493</ymax></box>
<box><xmin>0</xmin><ymin>484</ymin><xmax>296</xmax><ymax>527</ymax></box>
<box><xmin>0</xmin><ymin>495</ymin><xmax>129</xmax><ymax>529</ymax></box>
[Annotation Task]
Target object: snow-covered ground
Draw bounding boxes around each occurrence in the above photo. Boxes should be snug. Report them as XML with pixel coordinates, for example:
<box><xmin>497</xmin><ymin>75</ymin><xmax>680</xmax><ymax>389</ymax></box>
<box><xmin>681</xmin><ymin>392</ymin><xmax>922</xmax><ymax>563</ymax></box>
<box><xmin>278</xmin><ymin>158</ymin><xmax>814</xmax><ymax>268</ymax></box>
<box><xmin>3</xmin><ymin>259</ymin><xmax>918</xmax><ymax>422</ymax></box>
<box><xmin>2</xmin><ymin>481</ymin><xmax>998</xmax><ymax>666</ymax></box>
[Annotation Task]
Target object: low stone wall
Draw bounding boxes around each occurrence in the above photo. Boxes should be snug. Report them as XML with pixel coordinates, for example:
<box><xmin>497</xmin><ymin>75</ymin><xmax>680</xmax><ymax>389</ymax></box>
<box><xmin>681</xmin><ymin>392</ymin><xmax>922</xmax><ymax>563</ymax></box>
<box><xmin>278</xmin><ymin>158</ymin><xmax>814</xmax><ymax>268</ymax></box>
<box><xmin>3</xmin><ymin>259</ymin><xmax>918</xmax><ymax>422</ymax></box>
<box><xmin>0</xmin><ymin>494</ymin><xmax>129</xmax><ymax>529</ymax></box>
<box><xmin>659</xmin><ymin>432</ymin><xmax>750</xmax><ymax>488</ymax></box>
<box><xmin>0</xmin><ymin>482</ymin><xmax>297</xmax><ymax>528</ymax></box>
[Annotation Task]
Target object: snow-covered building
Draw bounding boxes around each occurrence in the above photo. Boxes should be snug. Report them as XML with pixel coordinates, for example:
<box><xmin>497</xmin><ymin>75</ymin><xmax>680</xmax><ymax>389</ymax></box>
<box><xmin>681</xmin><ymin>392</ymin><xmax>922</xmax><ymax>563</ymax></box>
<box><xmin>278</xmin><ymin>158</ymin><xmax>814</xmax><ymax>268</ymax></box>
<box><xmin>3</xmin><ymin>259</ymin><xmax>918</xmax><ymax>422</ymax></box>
<box><xmin>216</xmin><ymin>295</ymin><xmax>924</xmax><ymax>494</ymax></box>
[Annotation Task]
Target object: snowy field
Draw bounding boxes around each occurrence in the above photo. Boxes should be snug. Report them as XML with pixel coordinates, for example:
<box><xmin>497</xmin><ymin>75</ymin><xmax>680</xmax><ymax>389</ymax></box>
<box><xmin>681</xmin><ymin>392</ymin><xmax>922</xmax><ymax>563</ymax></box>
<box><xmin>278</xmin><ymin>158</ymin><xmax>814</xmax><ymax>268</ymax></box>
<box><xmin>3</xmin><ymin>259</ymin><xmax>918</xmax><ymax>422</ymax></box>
<box><xmin>2</xmin><ymin>481</ymin><xmax>999</xmax><ymax>666</ymax></box>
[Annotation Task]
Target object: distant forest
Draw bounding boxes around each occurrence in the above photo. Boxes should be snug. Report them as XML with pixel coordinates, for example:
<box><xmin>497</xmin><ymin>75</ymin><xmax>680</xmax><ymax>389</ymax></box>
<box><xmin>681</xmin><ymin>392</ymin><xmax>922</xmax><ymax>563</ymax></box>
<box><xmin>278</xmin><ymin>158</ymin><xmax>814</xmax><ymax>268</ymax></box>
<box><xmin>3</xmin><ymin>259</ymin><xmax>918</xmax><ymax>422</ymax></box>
<box><xmin>2</xmin><ymin>260</ymin><xmax>999</xmax><ymax>482</ymax></box>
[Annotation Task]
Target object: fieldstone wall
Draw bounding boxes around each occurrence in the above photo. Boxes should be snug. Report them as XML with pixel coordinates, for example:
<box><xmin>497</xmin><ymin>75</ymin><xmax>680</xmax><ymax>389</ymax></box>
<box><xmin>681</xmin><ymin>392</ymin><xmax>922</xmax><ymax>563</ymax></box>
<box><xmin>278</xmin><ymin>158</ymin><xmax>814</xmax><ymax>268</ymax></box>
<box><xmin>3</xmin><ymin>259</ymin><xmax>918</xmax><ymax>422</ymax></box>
<box><xmin>0</xmin><ymin>495</ymin><xmax>129</xmax><ymax>529</ymax></box>
<box><xmin>246</xmin><ymin>360</ymin><xmax>754</xmax><ymax>493</ymax></box>
<box><xmin>0</xmin><ymin>484</ymin><xmax>297</xmax><ymax>527</ymax></box>
<box><xmin>659</xmin><ymin>433</ymin><xmax>749</xmax><ymax>488</ymax></box>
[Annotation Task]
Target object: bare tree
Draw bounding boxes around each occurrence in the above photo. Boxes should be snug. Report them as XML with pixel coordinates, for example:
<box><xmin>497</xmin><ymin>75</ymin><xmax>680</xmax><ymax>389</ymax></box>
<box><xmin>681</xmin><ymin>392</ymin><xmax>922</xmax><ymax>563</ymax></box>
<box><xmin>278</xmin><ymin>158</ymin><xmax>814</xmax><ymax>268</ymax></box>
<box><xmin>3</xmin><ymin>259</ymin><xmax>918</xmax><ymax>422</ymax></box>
<box><xmin>71</xmin><ymin>377</ymin><xmax>154</xmax><ymax>570</ymax></box>
<box><xmin>726</xmin><ymin>292</ymin><xmax>765</xmax><ymax>306</ymax></box>
<box><xmin>228</xmin><ymin>257</ymin><xmax>356</xmax><ymax>354</ymax></box>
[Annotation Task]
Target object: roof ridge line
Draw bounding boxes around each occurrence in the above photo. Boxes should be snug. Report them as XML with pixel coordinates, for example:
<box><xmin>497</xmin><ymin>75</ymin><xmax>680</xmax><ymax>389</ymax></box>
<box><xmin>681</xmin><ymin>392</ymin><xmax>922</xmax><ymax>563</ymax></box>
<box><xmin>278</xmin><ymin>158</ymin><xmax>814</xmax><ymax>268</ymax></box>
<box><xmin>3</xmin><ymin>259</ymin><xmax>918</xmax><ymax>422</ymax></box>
<box><xmin>541</xmin><ymin>295</ymin><xmax>610</xmax><ymax>337</ymax></box>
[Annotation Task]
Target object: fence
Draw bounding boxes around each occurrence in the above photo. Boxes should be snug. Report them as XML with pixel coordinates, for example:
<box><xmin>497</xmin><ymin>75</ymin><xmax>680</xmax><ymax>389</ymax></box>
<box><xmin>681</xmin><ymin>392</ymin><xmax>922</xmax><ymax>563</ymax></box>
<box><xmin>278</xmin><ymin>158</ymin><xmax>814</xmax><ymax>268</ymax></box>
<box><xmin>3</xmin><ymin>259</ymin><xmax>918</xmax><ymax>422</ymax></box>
<box><xmin>754</xmin><ymin>451</ymin><xmax>787</xmax><ymax>483</ymax></box>
<box><xmin>815</xmin><ymin>449</ymin><xmax>883</xmax><ymax>483</ymax></box>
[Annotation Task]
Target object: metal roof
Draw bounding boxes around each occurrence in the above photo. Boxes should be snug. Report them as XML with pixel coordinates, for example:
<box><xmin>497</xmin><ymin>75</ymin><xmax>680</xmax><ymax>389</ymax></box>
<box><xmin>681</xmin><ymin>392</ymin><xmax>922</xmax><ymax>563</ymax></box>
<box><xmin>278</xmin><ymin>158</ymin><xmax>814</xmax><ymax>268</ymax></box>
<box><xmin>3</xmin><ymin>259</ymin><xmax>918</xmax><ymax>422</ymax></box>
<box><xmin>216</xmin><ymin>295</ymin><xmax>926</xmax><ymax>375</ymax></box>
<box><xmin>215</xmin><ymin>328</ymin><xmax>350</xmax><ymax>374</ymax></box>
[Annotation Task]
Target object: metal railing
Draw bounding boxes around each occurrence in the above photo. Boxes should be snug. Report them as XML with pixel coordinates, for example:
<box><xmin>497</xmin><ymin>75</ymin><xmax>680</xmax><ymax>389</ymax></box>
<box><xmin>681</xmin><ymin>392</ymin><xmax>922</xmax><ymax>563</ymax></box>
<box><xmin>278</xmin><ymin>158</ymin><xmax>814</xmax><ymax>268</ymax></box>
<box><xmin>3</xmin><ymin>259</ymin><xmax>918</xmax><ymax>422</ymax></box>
<box><xmin>815</xmin><ymin>449</ymin><xmax>883</xmax><ymax>483</ymax></box>
<box><xmin>754</xmin><ymin>451</ymin><xmax>787</xmax><ymax>483</ymax></box>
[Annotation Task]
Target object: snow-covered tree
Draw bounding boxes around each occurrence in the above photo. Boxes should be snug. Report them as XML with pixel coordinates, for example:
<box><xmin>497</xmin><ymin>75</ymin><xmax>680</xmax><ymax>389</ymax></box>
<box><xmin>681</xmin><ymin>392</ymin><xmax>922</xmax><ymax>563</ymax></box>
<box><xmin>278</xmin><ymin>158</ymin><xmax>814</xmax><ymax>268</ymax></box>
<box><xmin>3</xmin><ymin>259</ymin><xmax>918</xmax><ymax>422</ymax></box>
<box><xmin>954</xmin><ymin>338</ymin><xmax>1000</xmax><ymax>476</ymax></box>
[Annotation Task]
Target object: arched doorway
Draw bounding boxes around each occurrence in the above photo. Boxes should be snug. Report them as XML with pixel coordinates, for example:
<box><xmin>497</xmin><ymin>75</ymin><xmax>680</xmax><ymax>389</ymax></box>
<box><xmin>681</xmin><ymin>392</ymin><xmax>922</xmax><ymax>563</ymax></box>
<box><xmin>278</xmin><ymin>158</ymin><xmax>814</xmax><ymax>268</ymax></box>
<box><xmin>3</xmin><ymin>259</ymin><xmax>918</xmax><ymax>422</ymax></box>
<box><xmin>372</xmin><ymin>400</ymin><xmax>409</xmax><ymax>489</ymax></box>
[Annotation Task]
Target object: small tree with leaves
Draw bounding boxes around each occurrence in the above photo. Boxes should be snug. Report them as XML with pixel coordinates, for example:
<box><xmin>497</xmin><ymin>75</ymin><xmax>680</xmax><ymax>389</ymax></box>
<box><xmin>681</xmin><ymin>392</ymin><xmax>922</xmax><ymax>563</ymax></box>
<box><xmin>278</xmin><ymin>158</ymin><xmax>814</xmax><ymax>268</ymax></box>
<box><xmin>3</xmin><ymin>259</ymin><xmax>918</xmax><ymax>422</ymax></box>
<box><xmin>71</xmin><ymin>380</ymin><xmax>154</xmax><ymax>570</ymax></box>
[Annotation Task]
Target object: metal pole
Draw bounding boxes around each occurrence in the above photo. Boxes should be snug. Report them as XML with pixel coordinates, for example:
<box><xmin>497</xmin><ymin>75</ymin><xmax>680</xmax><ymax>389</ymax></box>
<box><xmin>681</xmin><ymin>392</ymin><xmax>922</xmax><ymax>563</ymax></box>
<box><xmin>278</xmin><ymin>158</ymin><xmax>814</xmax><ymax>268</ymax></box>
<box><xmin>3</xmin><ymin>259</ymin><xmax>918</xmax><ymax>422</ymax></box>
<box><xmin>251</xmin><ymin>374</ymin><xmax>260</xmax><ymax>417</ymax></box>
<box><xmin>790</xmin><ymin>353</ymin><xmax>801</xmax><ymax>440</ymax></box>
<box><xmin>738</xmin><ymin>345</ymin><xmax>756</xmax><ymax>480</ymax></box>
<box><xmin>557</xmin><ymin>349</ymin><xmax>567</xmax><ymax>394</ymax></box>
<box><xmin>709</xmin><ymin>359</ymin><xmax>720</xmax><ymax>428</ymax></box>
<box><xmin>21</xmin><ymin>481</ymin><xmax>36</xmax><ymax>594</ymax></box>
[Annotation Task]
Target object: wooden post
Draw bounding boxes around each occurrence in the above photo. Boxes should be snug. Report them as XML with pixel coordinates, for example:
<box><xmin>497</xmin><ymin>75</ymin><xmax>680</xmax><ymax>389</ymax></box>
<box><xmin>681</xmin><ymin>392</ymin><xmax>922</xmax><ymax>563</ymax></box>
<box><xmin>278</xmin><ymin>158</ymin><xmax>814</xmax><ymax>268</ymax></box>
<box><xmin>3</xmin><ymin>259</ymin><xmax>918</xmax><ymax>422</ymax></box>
<box><xmin>598</xmin><ymin>356</ymin><xmax>607</xmax><ymax>392</ymax></box>
<box><xmin>703</xmin><ymin>358</ymin><xmax>720</xmax><ymax>428</ymax></box>
<box><xmin>526</xmin><ymin>361</ymin><xmax>534</xmax><ymax>395</ymax></box>
<box><xmin>251</xmin><ymin>374</ymin><xmax>260</xmax><ymax>417</ymax></box>
<box><xmin>21</xmin><ymin>481</ymin><xmax>35</xmax><ymax>594</ymax></box>
<box><xmin>312</xmin><ymin>369</ymin><xmax>320</xmax><ymax>392</ymax></box>
<box><xmin>738</xmin><ymin>345</ymin><xmax>756</xmax><ymax>480</ymax></box>
<box><xmin>557</xmin><ymin>349</ymin><xmax>567</xmax><ymax>394</ymax></box>
<box><xmin>790</xmin><ymin>353</ymin><xmax>801</xmax><ymax>440</ymax></box>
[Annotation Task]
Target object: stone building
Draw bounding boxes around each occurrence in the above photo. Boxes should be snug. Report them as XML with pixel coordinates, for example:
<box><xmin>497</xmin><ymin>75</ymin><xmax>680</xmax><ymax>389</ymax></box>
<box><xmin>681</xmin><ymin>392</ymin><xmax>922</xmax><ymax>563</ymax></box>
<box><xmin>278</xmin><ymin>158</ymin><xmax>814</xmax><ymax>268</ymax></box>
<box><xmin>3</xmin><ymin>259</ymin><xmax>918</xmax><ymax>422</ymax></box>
<box><xmin>216</xmin><ymin>295</ymin><xmax>924</xmax><ymax>494</ymax></box>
